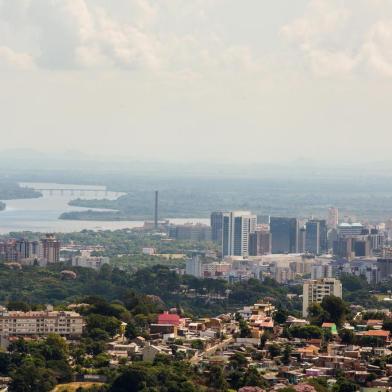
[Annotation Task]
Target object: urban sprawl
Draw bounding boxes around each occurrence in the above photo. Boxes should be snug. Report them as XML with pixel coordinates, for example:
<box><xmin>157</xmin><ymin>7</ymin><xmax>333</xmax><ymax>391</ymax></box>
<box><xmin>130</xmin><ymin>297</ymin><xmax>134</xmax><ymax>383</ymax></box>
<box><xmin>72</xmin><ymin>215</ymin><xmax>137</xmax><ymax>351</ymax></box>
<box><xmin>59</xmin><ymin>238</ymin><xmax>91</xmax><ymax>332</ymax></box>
<box><xmin>2</xmin><ymin>207</ymin><xmax>392</xmax><ymax>391</ymax></box>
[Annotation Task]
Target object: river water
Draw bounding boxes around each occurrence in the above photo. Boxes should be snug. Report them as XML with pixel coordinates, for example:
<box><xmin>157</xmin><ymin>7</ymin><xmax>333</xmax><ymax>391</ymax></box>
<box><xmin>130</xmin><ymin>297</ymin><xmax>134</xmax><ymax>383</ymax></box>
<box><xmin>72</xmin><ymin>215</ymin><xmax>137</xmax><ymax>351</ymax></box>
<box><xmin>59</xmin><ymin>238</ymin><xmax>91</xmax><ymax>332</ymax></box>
<box><xmin>0</xmin><ymin>182</ymin><xmax>209</xmax><ymax>234</ymax></box>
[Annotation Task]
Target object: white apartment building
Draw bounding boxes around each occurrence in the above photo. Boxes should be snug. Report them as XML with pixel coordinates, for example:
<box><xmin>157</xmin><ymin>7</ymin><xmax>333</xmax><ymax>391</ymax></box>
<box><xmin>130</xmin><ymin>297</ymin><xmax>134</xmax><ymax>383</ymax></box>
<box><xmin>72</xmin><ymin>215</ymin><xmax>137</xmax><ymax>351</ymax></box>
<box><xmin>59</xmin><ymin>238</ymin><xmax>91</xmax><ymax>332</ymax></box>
<box><xmin>302</xmin><ymin>278</ymin><xmax>342</xmax><ymax>317</ymax></box>
<box><xmin>0</xmin><ymin>310</ymin><xmax>84</xmax><ymax>337</ymax></box>
<box><xmin>72</xmin><ymin>250</ymin><xmax>109</xmax><ymax>270</ymax></box>
<box><xmin>185</xmin><ymin>255</ymin><xmax>203</xmax><ymax>278</ymax></box>
<box><xmin>222</xmin><ymin>211</ymin><xmax>257</xmax><ymax>257</ymax></box>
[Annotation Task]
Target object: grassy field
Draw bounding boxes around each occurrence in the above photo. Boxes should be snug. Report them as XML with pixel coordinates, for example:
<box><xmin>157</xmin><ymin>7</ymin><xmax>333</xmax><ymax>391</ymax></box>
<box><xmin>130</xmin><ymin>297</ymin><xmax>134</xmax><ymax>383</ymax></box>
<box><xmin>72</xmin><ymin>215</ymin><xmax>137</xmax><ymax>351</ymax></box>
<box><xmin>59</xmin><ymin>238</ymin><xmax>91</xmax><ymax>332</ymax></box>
<box><xmin>52</xmin><ymin>382</ymin><xmax>105</xmax><ymax>392</ymax></box>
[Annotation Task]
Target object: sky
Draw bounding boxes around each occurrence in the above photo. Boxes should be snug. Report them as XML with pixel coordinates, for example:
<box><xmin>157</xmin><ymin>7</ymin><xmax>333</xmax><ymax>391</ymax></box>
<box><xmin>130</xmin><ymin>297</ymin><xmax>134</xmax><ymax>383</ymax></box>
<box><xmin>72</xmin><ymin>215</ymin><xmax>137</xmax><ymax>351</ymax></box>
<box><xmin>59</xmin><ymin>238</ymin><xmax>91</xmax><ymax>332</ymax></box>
<box><xmin>1</xmin><ymin>0</ymin><xmax>392</xmax><ymax>164</ymax></box>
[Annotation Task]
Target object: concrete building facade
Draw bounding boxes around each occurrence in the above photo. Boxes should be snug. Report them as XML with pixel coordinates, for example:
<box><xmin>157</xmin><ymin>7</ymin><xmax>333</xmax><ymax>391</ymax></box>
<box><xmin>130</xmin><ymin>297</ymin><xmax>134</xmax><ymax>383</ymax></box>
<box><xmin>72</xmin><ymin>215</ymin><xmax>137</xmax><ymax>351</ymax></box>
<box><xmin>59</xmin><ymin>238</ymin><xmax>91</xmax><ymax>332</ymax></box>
<box><xmin>302</xmin><ymin>278</ymin><xmax>342</xmax><ymax>317</ymax></box>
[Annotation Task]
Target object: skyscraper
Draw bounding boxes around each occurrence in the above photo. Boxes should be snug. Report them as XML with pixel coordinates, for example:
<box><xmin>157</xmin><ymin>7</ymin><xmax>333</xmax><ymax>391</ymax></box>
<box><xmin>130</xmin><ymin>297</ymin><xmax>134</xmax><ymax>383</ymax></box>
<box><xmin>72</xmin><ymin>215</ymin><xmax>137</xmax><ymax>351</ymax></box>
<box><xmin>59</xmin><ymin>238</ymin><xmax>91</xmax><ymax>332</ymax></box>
<box><xmin>249</xmin><ymin>230</ymin><xmax>271</xmax><ymax>256</ymax></box>
<box><xmin>270</xmin><ymin>217</ymin><xmax>299</xmax><ymax>254</ymax></box>
<box><xmin>222</xmin><ymin>211</ymin><xmax>257</xmax><ymax>257</ymax></box>
<box><xmin>298</xmin><ymin>226</ymin><xmax>306</xmax><ymax>253</ymax></box>
<box><xmin>210</xmin><ymin>212</ymin><xmax>224</xmax><ymax>244</ymax></box>
<box><xmin>305</xmin><ymin>219</ymin><xmax>327</xmax><ymax>255</ymax></box>
<box><xmin>327</xmin><ymin>207</ymin><xmax>339</xmax><ymax>229</ymax></box>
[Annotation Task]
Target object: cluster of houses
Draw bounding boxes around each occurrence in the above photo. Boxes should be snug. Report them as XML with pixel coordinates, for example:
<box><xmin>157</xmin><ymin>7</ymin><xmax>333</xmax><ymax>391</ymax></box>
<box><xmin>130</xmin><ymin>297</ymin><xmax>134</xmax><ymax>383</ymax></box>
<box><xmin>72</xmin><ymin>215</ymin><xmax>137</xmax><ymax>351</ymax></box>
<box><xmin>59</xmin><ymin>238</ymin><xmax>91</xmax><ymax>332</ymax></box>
<box><xmin>3</xmin><ymin>301</ymin><xmax>392</xmax><ymax>390</ymax></box>
<box><xmin>99</xmin><ymin>301</ymin><xmax>392</xmax><ymax>391</ymax></box>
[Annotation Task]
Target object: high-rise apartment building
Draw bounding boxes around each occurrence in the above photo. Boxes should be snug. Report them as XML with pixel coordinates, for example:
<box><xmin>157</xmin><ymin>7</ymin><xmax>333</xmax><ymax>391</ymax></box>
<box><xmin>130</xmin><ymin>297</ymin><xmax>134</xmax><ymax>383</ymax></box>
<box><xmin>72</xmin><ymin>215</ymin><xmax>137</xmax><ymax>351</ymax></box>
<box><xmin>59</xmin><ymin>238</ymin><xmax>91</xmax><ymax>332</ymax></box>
<box><xmin>15</xmin><ymin>239</ymin><xmax>30</xmax><ymax>260</ymax></box>
<box><xmin>302</xmin><ymin>278</ymin><xmax>342</xmax><ymax>317</ymax></box>
<box><xmin>305</xmin><ymin>220</ymin><xmax>327</xmax><ymax>255</ymax></box>
<box><xmin>270</xmin><ymin>217</ymin><xmax>299</xmax><ymax>254</ymax></box>
<box><xmin>210</xmin><ymin>212</ymin><xmax>224</xmax><ymax>243</ymax></box>
<box><xmin>222</xmin><ymin>211</ymin><xmax>257</xmax><ymax>257</ymax></box>
<box><xmin>249</xmin><ymin>230</ymin><xmax>271</xmax><ymax>256</ymax></box>
<box><xmin>185</xmin><ymin>254</ymin><xmax>203</xmax><ymax>278</ymax></box>
<box><xmin>40</xmin><ymin>234</ymin><xmax>61</xmax><ymax>263</ymax></box>
<box><xmin>327</xmin><ymin>207</ymin><xmax>339</xmax><ymax>229</ymax></box>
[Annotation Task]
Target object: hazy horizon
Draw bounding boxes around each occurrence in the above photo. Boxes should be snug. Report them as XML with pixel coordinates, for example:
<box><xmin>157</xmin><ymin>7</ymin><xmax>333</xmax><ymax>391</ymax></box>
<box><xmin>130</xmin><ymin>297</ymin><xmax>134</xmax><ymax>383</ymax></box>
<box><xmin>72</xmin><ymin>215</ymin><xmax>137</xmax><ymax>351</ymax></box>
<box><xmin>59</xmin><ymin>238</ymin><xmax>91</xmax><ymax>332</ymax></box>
<box><xmin>1</xmin><ymin>0</ymin><xmax>392</xmax><ymax>163</ymax></box>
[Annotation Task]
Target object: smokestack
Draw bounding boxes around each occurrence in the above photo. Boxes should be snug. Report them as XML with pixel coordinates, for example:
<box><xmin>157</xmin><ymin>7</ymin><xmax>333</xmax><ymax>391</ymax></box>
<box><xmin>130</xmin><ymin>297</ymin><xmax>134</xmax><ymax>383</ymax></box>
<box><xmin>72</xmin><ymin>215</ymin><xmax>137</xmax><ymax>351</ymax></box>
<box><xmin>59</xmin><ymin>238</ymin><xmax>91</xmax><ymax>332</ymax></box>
<box><xmin>154</xmin><ymin>190</ymin><xmax>158</xmax><ymax>229</ymax></box>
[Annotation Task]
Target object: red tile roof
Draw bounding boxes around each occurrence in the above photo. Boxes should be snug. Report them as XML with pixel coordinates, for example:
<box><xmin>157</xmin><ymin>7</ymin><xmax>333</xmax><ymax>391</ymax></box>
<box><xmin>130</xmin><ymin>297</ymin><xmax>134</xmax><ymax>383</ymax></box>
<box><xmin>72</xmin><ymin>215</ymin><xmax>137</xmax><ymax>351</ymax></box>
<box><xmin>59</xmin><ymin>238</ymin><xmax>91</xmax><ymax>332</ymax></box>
<box><xmin>157</xmin><ymin>313</ymin><xmax>180</xmax><ymax>326</ymax></box>
<box><xmin>363</xmin><ymin>330</ymin><xmax>390</xmax><ymax>337</ymax></box>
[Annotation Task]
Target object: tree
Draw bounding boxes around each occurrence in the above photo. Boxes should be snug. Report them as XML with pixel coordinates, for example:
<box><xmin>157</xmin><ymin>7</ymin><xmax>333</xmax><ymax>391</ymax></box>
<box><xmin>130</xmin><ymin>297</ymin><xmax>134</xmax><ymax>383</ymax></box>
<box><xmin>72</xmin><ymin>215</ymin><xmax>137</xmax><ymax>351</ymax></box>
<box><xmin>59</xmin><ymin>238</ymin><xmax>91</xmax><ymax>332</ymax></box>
<box><xmin>191</xmin><ymin>339</ymin><xmax>204</xmax><ymax>350</ymax></box>
<box><xmin>383</xmin><ymin>319</ymin><xmax>392</xmax><ymax>332</ymax></box>
<box><xmin>274</xmin><ymin>308</ymin><xmax>288</xmax><ymax>324</ymax></box>
<box><xmin>307</xmin><ymin>303</ymin><xmax>325</xmax><ymax>326</ymax></box>
<box><xmin>7</xmin><ymin>301</ymin><xmax>30</xmax><ymax>312</ymax></box>
<box><xmin>0</xmin><ymin>353</ymin><xmax>10</xmax><ymax>375</ymax></box>
<box><xmin>320</xmin><ymin>296</ymin><xmax>348</xmax><ymax>327</ymax></box>
<box><xmin>42</xmin><ymin>334</ymin><xmax>68</xmax><ymax>361</ymax></box>
<box><xmin>86</xmin><ymin>314</ymin><xmax>121</xmax><ymax>338</ymax></box>
<box><xmin>259</xmin><ymin>333</ymin><xmax>268</xmax><ymax>349</ymax></box>
<box><xmin>308</xmin><ymin>377</ymin><xmax>329</xmax><ymax>392</ymax></box>
<box><xmin>334</xmin><ymin>379</ymin><xmax>358</xmax><ymax>392</ymax></box>
<box><xmin>268</xmin><ymin>343</ymin><xmax>281</xmax><ymax>358</ymax></box>
<box><xmin>93</xmin><ymin>353</ymin><xmax>110</xmax><ymax>368</ymax></box>
<box><xmin>241</xmin><ymin>367</ymin><xmax>267</xmax><ymax>388</ymax></box>
<box><xmin>9</xmin><ymin>363</ymin><xmax>57</xmax><ymax>392</ymax></box>
<box><xmin>359</xmin><ymin>336</ymin><xmax>384</xmax><ymax>347</ymax></box>
<box><xmin>339</xmin><ymin>329</ymin><xmax>355</xmax><ymax>345</ymax></box>
<box><xmin>46</xmin><ymin>359</ymin><xmax>73</xmax><ymax>383</ymax></box>
<box><xmin>239</xmin><ymin>320</ymin><xmax>252</xmax><ymax>338</ymax></box>
<box><xmin>229</xmin><ymin>352</ymin><xmax>248</xmax><ymax>370</ymax></box>
<box><xmin>282</xmin><ymin>345</ymin><xmax>292</xmax><ymax>365</ymax></box>
<box><xmin>109</xmin><ymin>366</ymin><xmax>155</xmax><ymax>392</ymax></box>
<box><xmin>290</xmin><ymin>325</ymin><xmax>323</xmax><ymax>339</ymax></box>
<box><xmin>124</xmin><ymin>323</ymin><xmax>141</xmax><ymax>340</ymax></box>
<box><xmin>208</xmin><ymin>365</ymin><xmax>228</xmax><ymax>391</ymax></box>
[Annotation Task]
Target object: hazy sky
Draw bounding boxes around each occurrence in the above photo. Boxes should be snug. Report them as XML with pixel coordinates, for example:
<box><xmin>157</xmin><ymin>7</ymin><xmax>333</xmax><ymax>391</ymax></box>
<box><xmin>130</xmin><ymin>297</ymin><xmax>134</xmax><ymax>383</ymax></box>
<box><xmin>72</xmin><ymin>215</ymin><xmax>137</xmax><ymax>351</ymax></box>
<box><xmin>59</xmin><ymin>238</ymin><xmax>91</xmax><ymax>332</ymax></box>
<box><xmin>1</xmin><ymin>0</ymin><xmax>392</xmax><ymax>163</ymax></box>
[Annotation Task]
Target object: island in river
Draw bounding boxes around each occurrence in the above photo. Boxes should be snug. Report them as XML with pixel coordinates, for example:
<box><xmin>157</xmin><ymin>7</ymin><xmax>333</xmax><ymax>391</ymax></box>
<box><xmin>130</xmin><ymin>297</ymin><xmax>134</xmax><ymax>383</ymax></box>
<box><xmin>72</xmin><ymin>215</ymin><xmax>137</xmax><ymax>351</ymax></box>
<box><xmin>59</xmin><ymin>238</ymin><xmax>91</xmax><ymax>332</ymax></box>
<box><xmin>59</xmin><ymin>209</ymin><xmax>143</xmax><ymax>221</ymax></box>
<box><xmin>0</xmin><ymin>180</ymin><xmax>42</xmax><ymax>211</ymax></box>
<box><xmin>0</xmin><ymin>181</ymin><xmax>42</xmax><ymax>200</ymax></box>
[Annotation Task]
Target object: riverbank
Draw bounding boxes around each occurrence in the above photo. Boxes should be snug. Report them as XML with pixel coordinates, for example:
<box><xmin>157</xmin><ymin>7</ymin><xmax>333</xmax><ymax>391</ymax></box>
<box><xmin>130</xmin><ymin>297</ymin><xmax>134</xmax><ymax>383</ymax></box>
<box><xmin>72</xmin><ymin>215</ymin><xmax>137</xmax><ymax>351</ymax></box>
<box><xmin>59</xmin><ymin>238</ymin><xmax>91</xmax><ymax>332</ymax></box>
<box><xmin>59</xmin><ymin>210</ymin><xmax>145</xmax><ymax>221</ymax></box>
<box><xmin>0</xmin><ymin>180</ymin><xmax>42</xmax><ymax>200</ymax></box>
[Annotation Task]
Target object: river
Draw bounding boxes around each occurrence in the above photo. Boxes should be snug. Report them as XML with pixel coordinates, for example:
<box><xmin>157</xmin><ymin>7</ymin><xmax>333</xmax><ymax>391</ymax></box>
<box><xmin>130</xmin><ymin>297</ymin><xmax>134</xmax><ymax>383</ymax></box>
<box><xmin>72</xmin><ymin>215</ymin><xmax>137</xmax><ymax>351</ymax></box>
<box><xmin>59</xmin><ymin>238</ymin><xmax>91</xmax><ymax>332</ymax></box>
<box><xmin>0</xmin><ymin>182</ymin><xmax>209</xmax><ymax>234</ymax></box>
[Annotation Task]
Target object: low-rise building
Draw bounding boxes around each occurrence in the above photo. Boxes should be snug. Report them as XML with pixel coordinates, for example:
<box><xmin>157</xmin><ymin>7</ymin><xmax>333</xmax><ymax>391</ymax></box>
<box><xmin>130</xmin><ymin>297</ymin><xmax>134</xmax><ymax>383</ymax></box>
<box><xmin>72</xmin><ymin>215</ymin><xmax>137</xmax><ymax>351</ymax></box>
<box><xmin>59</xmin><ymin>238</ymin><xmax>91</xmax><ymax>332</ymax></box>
<box><xmin>71</xmin><ymin>250</ymin><xmax>109</xmax><ymax>270</ymax></box>
<box><xmin>0</xmin><ymin>309</ymin><xmax>84</xmax><ymax>337</ymax></box>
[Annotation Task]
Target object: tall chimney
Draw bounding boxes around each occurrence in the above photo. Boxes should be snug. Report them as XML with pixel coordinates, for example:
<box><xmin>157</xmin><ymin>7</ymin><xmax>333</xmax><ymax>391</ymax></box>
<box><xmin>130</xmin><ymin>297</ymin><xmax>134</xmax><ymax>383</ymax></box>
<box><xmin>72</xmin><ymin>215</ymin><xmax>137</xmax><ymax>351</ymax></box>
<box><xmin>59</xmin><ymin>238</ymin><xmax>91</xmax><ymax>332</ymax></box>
<box><xmin>154</xmin><ymin>190</ymin><xmax>158</xmax><ymax>229</ymax></box>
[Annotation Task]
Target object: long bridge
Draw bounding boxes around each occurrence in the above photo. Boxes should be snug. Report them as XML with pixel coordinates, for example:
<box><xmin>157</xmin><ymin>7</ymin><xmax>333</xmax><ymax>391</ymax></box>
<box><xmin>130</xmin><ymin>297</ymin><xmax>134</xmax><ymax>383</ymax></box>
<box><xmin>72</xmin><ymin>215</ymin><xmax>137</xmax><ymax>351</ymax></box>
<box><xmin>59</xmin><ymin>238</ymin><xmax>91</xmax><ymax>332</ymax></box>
<box><xmin>33</xmin><ymin>188</ymin><xmax>121</xmax><ymax>197</ymax></box>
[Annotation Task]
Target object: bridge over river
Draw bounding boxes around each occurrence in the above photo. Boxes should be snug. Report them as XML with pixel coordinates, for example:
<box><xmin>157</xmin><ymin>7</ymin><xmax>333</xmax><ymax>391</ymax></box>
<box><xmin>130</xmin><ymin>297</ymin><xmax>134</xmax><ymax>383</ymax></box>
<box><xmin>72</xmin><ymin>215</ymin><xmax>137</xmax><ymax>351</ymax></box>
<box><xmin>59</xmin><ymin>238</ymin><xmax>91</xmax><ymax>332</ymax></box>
<box><xmin>33</xmin><ymin>188</ymin><xmax>122</xmax><ymax>197</ymax></box>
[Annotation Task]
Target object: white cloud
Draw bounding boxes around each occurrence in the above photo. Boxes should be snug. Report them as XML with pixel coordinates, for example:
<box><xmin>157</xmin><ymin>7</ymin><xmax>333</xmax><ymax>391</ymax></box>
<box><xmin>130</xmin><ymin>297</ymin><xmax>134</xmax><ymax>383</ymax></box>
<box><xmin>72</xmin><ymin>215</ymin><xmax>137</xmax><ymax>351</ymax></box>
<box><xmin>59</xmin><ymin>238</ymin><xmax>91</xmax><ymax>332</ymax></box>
<box><xmin>281</xmin><ymin>0</ymin><xmax>357</xmax><ymax>77</ymax></box>
<box><xmin>362</xmin><ymin>20</ymin><xmax>392</xmax><ymax>77</ymax></box>
<box><xmin>0</xmin><ymin>0</ymin><xmax>261</xmax><ymax>74</ymax></box>
<box><xmin>0</xmin><ymin>46</ymin><xmax>34</xmax><ymax>69</ymax></box>
<box><xmin>281</xmin><ymin>0</ymin><xmax>351</xmax><ymax>49</ymax></box>
<box><xmin>281</xmin><ymin>0</ymin><xmax>392</xmax><ymax>78</ymax></box>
